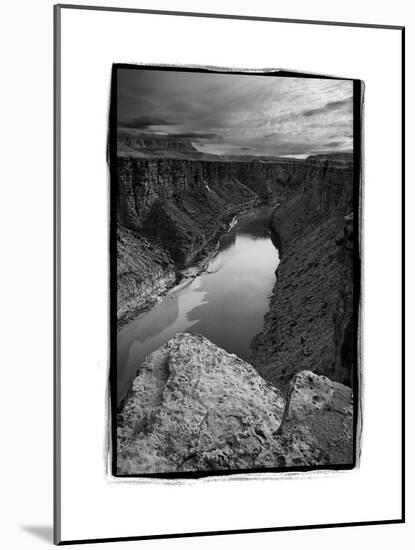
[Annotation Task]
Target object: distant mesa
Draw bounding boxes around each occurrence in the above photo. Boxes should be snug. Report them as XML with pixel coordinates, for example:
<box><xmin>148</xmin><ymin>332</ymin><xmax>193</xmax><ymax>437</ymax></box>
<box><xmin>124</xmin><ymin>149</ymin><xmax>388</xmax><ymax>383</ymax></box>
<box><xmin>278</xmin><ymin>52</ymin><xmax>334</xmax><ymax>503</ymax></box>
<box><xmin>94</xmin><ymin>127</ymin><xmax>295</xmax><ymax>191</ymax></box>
<box><xmin>116</xmin><ymin>132</ymin><xmax>353</xmax><ymax>164</ymax></box>
<box><xmin>117</xmin><ymin>133</ymin><xmax>200</xmax><ymax>157</ymax></box>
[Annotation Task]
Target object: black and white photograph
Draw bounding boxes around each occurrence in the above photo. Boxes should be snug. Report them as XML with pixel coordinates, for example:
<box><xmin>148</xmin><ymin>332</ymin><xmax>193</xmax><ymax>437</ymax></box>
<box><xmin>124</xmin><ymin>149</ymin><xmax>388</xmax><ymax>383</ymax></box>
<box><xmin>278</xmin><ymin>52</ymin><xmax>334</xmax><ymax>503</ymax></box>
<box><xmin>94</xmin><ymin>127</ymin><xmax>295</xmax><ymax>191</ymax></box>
<box><xmin>112</xmin><ymin>66</ymin><xmax>360</xmax><ymax>476</ymax></box>
<box><xmin>1</xmin><ymin>0</ymin><xmax>408</xmax><ymax>546</ymax></box>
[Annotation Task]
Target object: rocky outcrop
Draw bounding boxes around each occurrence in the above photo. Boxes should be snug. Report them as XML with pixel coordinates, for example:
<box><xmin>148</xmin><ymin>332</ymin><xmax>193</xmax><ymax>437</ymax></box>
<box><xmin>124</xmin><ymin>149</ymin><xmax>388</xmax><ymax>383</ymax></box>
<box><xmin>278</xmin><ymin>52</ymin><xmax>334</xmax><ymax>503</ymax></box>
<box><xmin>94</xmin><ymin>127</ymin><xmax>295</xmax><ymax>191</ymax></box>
<box><xmin>276</xmin><ymin>370</ymin><xmax>354</xmax><ymax>466</ymax></box>
<box><xmin>117</xmin><ymin>334</ymin><xmax>354</xmax><ymax>474</ymax></box>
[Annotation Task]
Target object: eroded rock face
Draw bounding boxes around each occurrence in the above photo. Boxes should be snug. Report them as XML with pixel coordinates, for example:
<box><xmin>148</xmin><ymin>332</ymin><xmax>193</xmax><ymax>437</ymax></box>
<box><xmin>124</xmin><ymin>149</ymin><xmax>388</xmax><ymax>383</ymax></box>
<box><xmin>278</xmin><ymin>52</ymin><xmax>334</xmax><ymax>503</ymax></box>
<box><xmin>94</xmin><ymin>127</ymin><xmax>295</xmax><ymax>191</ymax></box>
<box><xmin>251</xmin><ymin>156</ymin><xmax>355</xmax><ymax>389</ymax></box>
<box><xmin>117</xmin><ymin>225</ymin><xmax>177</xmax><ymax>327</ymax></box>
<box><xmin>116</xmin><ymin>334</ymin><xmax>354</xmax><ymax>475</ymax></box>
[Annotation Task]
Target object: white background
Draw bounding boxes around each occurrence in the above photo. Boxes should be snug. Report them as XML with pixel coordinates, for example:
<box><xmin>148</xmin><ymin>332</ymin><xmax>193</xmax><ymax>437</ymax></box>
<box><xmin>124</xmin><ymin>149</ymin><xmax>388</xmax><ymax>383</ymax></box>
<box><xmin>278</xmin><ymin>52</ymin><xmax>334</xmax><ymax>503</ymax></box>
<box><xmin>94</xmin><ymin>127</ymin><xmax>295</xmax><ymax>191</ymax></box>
<box><xmin>0</xmin><ymin>1</ymin><xmax>412</xmax><ymax>549</ymax></box>
<box><xmin>58</xmin><ymin>3</ymin><xmax>403</xmax><ymax>543</ymax></box>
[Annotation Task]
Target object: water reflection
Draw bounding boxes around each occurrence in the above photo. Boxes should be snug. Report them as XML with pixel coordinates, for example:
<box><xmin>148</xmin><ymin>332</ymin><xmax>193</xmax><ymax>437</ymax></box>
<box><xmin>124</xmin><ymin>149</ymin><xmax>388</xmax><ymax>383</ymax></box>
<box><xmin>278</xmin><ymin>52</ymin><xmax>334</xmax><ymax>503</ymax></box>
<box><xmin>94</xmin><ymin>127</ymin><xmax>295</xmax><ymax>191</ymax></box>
<box><xmin>117</xmin><ymin>212</ymin><xmax>279</xmax><ymax>404</ymax></box>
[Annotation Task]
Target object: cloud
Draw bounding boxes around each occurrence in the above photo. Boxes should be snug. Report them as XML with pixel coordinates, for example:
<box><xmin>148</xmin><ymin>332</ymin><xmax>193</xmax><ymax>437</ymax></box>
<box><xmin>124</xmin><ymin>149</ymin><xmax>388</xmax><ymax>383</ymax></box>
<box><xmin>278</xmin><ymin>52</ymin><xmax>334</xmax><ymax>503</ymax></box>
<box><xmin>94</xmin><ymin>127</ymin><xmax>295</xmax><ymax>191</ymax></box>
<box><xmin>323</xmin><ymin>140</ymin><xmax>345</xmax><ymax>149</ymax></box>
<box><xmin>164</xmin><ymin>132</ymin><xmax>220</xmax><ymax>141</ymax></box>
<box><xmin>301</xmin><ymin>97</ymin><xmax>352</xmax><ymax>118</ymax></box>
<box><xmin>118</xmin><ymin>115</ymin><xmax>174</xmax><ymax>130</ymax></box>
<box><xmin>116</xmin><ymin>69</ymin><xmax>353</xmax><ymax>157</ymax></box>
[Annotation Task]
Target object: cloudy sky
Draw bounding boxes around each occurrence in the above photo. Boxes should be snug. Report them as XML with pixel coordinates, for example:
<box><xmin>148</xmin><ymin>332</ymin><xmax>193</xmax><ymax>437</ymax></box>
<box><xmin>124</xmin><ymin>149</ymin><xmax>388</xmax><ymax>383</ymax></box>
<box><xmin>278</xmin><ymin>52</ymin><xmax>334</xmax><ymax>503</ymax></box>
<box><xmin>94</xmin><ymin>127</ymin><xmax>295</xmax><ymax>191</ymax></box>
<box><xmin>117</xmin><ymin>68</ymin><xmax>353</xmax><ymax>158</ymax></box>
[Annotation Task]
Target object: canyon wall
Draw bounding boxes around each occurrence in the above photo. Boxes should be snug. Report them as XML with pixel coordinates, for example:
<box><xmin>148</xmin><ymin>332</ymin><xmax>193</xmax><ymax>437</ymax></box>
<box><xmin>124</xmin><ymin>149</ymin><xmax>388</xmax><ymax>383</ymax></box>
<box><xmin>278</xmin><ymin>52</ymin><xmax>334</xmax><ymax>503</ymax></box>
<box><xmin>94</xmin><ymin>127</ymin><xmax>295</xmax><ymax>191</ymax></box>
<box><xmin>116</xmin><ymin>157</ymin><xmax>302</xmax><ymax>325</ymax></box>
<box><xmin>251</xmin><ymin>157</ymin><xmax>355</xmax><ymax>389</ymax></box>
<box><xmin>116</xmin><ymin>154</ymin><xmax>354</xmax><ymax>328</ymax></box>
<box><xmin>116</xmin><ymin>151</ymin><xmax>356</xmax><ymax>392</ymax></box>
<box><xmin>117</xmin><ymin>225</ymin><xmax>177</xmax><ymax>326</ymax></box>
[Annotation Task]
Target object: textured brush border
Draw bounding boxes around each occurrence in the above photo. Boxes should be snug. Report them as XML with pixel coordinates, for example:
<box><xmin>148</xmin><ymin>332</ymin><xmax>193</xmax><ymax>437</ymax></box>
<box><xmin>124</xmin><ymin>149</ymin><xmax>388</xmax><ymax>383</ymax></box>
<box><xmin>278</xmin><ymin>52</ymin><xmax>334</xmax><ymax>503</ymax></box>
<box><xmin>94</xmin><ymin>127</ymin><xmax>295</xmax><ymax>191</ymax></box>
<box><xmin>108</xmin><ymin>63</ymin><xmax>362</xmax><ymax>480</ymax></box>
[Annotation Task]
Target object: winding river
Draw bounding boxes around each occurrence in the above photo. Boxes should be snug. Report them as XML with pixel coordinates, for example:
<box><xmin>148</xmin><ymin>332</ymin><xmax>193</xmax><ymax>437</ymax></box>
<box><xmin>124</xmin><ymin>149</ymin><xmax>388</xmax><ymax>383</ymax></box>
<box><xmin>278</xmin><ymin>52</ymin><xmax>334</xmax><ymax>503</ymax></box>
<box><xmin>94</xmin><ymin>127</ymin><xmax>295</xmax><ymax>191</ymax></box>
<box><xmin>117</xmin><ymin>212</ymin><xmax>280</xmax><ymax>405</ymax></box>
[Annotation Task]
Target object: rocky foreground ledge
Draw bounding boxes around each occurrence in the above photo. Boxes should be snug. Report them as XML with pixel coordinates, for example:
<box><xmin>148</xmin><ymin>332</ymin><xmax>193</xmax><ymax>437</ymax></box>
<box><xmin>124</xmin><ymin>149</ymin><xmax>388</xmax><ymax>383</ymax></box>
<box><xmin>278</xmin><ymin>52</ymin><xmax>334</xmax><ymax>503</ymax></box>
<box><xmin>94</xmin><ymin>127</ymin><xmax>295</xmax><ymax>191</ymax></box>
<box><xmin>117</xmin><ymin>333</ymin><xmax>353</xmax><ymax>475</ymax></box>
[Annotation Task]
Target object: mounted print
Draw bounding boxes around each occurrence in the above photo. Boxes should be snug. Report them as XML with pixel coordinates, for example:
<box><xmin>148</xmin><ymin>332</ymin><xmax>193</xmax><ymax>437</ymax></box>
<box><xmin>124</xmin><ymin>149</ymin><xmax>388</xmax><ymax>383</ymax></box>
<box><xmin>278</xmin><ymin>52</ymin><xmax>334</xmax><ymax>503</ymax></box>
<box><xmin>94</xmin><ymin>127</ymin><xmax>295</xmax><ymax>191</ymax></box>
<box><xmin>111</xmin><ymin>66</ymin><xmax>361</xmax><ymax>477</ymax></box>
<box><xmin>55</xmin><ymin>4</ymin><xmax>404</xmax><ymax>545</ymax></box>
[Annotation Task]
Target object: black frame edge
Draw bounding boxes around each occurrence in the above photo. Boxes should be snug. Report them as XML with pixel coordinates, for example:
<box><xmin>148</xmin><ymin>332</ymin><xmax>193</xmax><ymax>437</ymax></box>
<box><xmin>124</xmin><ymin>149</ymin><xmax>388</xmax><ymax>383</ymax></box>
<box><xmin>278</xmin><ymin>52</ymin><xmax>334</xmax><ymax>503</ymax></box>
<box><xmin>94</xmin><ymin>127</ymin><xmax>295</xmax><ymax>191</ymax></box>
<box><xmin>401</xmin><ymin>26</ymin><xmax>406</xmax><ymax>524</ymax></box>
<box><xmin>56</xmin><ymin>3</ymin><xmax>404</xmax><ymax>30</ymax></box>
<box><xmin>352</xmin><ymin>79</ymin><xmax>362</xmax><ymax>471</ymax></box>
<box><xmin>58</xmin><ymin>519</ymin><xmax>404</xmax><ymax>546</ymax></box>
<box><xmin>53</xmin><ymin>3</ymin><xmax>62</xmax><ymax>546</ymax></box>
<box><xmin>109</xmin><ymin>65</ymin><xmax>118</xmax><ymax>479</ymax></box>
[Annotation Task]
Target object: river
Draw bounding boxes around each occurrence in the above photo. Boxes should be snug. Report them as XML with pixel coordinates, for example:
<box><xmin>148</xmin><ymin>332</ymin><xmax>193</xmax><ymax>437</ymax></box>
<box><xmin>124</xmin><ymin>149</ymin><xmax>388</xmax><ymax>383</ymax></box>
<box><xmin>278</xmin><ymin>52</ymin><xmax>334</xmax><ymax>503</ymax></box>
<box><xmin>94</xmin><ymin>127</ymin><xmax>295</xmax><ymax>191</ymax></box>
<box><xmin>117</xmin><ymin>212</ymin><xmax>280</xmax><ymax>405</ymax></box>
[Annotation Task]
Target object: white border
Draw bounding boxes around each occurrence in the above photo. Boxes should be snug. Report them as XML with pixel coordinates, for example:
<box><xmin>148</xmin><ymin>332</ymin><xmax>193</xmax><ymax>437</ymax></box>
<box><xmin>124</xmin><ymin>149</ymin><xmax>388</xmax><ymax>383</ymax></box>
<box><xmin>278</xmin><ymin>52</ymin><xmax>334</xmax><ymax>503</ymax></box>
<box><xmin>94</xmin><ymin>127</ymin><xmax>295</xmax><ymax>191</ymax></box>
<box><xmin>57</xmin><ymin>6</ymin><xmax>402</xmax><ymax>543</ymax></box>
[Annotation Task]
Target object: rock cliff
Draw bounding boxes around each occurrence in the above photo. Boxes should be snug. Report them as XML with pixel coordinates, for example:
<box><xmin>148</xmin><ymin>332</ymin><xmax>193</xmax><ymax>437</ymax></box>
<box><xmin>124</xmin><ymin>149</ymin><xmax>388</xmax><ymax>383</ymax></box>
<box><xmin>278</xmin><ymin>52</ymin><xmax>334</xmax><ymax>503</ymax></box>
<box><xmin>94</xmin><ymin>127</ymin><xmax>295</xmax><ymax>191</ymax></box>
<box><xmin>117</xmin><ymin>333</ymin><xmax>353</xmax><ymax>474</ymax></box>
<box><xmin>250</xmin><ymin>156</ymin><xmax>355</xmax><ymax>389</ymax></box>
<box><xmin>117</xmin><ymin>224</ymin><xmax>177</xmax><ymax>325</ymax></box>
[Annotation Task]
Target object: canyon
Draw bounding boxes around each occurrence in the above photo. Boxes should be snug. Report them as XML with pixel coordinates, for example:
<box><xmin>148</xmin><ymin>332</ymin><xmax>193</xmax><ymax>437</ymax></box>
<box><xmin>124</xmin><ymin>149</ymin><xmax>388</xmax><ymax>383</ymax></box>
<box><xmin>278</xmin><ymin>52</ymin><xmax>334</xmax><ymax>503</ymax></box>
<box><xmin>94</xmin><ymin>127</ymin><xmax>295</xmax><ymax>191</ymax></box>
<box><xmin>115</xmin><ymin>134</ymin><xmax>357</xmax><ymax>474</ymax></box>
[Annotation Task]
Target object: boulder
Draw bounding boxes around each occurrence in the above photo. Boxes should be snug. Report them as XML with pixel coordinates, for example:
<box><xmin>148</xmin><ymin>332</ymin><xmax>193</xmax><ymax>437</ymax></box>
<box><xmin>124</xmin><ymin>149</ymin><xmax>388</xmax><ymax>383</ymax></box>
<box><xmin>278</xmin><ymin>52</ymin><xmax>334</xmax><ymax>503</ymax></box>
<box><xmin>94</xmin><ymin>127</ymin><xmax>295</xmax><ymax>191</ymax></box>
<box><xmin>117</xmin><ymin>333</ymin><xmax>285</xmax><ymax>474</ymax></box>
<box><xmin>276</xmin><ymin>370</ymin><xmax>354</xmax><ymax>466</ymax></box>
